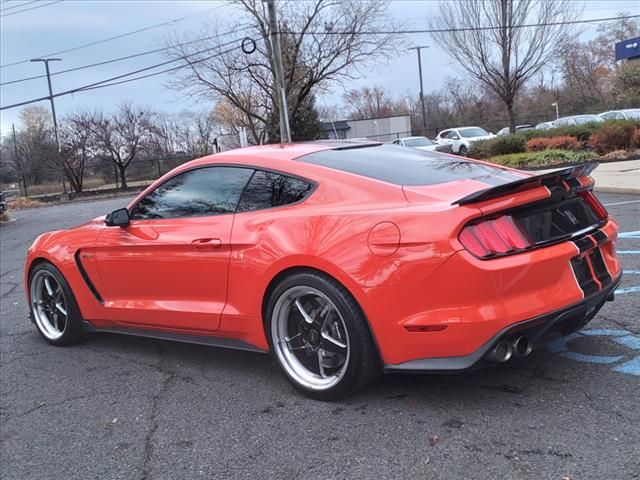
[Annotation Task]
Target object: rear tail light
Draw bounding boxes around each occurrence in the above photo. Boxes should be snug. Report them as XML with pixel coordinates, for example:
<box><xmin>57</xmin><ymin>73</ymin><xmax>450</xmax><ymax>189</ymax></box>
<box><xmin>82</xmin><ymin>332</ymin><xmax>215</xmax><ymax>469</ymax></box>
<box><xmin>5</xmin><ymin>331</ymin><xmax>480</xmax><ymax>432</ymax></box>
<box><xmin>579</xmin><ymin>191</ymin><xmax>608</xmax><ymax>220</ymax></box>
<box><xmin>459</xmin><ymin>215</ymin><xmax>532</xmax><ymax>258</ymax></box>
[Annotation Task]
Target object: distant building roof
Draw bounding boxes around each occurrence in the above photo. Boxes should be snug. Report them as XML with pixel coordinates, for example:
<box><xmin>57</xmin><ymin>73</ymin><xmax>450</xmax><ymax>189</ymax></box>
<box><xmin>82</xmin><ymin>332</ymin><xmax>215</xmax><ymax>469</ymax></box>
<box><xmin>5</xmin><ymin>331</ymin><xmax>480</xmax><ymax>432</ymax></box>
<box><xmin>321</xmin><ymin>120</ymin><xmax>351</xmax><ymax>132</ymax></box>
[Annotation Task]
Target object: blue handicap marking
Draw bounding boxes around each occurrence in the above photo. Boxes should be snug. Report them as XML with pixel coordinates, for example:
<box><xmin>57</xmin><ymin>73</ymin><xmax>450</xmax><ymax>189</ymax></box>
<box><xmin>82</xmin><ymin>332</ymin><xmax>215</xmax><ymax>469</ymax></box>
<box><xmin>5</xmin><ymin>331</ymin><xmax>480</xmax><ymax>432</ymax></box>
<box><xmin>546</xmin><ymin>329</ymin><xmax>640</xmax><ymax>377</ymax></box>
<box><xmin>614</xmin><ymin>357</ymin><xmax>640</xmax><ymax>376</ymax></box>
<box><xmin>613</xmin><ymin>335</ymin><xmax>640</xmax><ymax>350</ymax></box>
<box><xmin>618</xmin><ymin>230</ymin><xmax>640</xmax><ymax>239</ymax></box>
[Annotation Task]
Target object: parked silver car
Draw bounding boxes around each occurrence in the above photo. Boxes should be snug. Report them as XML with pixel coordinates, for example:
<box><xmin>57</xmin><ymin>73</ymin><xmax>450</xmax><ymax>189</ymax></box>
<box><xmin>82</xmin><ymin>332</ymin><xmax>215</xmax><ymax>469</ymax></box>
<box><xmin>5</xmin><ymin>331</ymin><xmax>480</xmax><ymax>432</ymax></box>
<box><xmin>599</xmin><ymin>109</ymin><xmax>640</xmax><ymax>121</ymax></box>
<box><xmin>392</xmin><ymin>136</ymin><xmax>452</xmax><ymax>153</ymax></box>
<box><xmin>552</xmin><ymin>115</ymin><xmax>603</xmax><ymax>127</ymax></box>
<box><xmin>496</xmin><ymin>125</ymin><xmax>534</xmax><ymax>136</ymax></box>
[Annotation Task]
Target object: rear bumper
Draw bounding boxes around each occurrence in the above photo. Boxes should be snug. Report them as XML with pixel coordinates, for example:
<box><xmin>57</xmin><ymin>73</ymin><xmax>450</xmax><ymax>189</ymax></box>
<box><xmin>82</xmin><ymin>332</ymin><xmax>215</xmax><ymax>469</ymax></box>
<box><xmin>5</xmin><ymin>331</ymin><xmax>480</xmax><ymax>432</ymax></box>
<box><xmin>384</xmin><ymin>274</ymin><xmax>621</xmax><ymax>373</ymax></box>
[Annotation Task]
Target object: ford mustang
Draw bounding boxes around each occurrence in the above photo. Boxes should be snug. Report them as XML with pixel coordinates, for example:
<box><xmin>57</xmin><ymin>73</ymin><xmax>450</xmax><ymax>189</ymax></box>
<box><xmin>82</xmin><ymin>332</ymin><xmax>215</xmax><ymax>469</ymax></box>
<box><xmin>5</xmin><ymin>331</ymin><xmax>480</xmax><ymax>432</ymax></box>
<box><xmin>25</xmin><ymin>141</ymin><xmax>621</xmax><ymax>400</ymax></box>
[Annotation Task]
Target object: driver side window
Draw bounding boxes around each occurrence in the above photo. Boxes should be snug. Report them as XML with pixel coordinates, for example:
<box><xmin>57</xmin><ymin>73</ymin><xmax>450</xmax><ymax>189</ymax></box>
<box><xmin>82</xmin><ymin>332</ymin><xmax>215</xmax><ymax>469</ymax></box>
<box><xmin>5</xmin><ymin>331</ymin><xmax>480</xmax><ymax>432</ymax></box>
<box><xmin>130</xmin><ymin>166</ymin><xmax>253</xmax><ymax>220</ymax></box>
<box><xmin>445</xmin><ymin>131</ymin><xmax>459</xmax><ymax>139</ymax></box>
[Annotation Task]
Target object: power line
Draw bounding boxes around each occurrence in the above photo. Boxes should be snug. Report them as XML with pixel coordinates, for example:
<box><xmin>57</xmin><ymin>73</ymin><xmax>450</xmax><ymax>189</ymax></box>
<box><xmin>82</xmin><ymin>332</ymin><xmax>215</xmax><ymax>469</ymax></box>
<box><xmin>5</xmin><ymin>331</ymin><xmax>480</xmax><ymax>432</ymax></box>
<box><xmin>0</xmin><ymin>3</ymin><xmax>228</xmax><ymax>68</ymax></box>
<box><xmin>0</xmin><ymin>0</ymin><xmax>40</xmax><ymax>12</ymax></box>
<box><xmin>0</xmin><ymin>37</ymin><xmax>250</xmax><ymax>111</ymax></box>
<box><xmin>0</xmin><ymin>24</ymin><xmax>253</xmax><ymax>86</ymax></box>
<box><xmin>0</xmin><ymin>0</ymin><xmax>61</xmax><ymax>17</ymax></box>
<box><xmin>283</xmin><ymin>14</ymin><xmax>640</xmax><ymax>35</ymax></box>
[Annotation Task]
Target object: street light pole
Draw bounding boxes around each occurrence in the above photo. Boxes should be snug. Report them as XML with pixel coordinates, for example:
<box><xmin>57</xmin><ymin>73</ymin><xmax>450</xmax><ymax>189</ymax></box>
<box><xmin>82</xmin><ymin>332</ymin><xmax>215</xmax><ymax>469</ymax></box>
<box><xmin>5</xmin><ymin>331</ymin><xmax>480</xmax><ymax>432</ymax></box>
<box><xmin>409</xmin><ymin>45</ymin><xmax>429</xmax><ymax>137</ymax></box>
<box><xmin>265</xmin><ymin>0</ymin><xmax>292</xmax><ymax>143</ymax></box>
<box><xmin>552</xmin><ymin>101</ymin><xmax>559</xmax><ymax>120</ymax></box>
<box><xmin>31</xmin><ymin>57</ymin><xmax>66</xmax><ymax>193</ymax></box>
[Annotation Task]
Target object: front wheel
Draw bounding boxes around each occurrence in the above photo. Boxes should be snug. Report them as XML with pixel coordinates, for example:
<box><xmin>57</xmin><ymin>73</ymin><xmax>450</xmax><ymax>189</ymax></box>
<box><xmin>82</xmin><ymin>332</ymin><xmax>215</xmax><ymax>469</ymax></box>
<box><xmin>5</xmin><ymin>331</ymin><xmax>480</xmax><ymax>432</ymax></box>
<box><xmin>458</xmin><ymin>144</ymin><xmax>468</xmax><ymax>156</ymax></box>
<box><xmin>29</xmin><ymin>262</ymin><xmax>84</xmax><ymax>346</ymax></box>
<box><xmin>266</xmin><ymin>271</ymin><xmax>380</xmax><ymax>401</ymax></box>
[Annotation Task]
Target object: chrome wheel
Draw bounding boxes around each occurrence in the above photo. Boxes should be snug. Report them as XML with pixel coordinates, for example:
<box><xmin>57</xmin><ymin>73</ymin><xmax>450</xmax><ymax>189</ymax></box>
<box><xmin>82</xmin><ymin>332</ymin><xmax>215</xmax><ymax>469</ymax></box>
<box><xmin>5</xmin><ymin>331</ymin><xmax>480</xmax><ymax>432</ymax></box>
<box><xmin>272</xmin><ymin>286</ymin><xmax>350</xmax><ymax>391</ymax></box>
<box><xmin>30</xmin><ymin>270</ymin><xmax>68</xmax><ymax>341</ymax></box>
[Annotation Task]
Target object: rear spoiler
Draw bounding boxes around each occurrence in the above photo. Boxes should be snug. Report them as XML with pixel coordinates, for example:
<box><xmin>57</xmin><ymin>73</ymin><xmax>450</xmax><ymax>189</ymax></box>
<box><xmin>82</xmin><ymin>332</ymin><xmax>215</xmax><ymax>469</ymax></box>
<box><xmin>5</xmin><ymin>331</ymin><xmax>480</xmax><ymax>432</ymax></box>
<box><xmin>453</xmin><ymin>163</ymin><xmax>598</xmax><ymax>206</ymax></box>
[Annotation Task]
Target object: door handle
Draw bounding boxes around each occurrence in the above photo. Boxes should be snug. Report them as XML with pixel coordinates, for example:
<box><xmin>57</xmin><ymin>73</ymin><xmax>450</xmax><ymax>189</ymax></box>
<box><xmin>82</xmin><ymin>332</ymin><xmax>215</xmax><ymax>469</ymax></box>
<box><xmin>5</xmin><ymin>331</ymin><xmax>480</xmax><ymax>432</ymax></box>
<box><xmin>191</xmin><ymin>238</ymin><xmax>222</xmax><ymax>249</ymax></box>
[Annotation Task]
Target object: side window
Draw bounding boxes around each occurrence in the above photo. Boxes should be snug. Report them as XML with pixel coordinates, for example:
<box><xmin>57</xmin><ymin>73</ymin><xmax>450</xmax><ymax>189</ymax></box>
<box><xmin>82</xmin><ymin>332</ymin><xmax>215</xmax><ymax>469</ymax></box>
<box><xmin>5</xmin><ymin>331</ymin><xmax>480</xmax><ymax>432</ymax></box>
<box><xmin>446</xmin><ymin>131</ymin><xmax>459</xmax><ymax>139</ymax></box>
<box><xmin>131</xmin><ymin>167</ymin><xmax>253</xmax><ymax>220</ymax></box>
<box><xmin>236</xmin><ymin>170</ymin><xmax>314</xmax><ymax>213</ymax></box>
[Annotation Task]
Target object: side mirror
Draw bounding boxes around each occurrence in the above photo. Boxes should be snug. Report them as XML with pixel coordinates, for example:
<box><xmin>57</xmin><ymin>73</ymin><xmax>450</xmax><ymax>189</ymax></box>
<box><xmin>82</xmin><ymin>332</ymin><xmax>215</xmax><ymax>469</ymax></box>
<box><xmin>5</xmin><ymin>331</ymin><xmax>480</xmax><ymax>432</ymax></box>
<box><xmin>106</xmin><ymin>208</ymin><xmax>130</xmax><ymax>227</ymax></box>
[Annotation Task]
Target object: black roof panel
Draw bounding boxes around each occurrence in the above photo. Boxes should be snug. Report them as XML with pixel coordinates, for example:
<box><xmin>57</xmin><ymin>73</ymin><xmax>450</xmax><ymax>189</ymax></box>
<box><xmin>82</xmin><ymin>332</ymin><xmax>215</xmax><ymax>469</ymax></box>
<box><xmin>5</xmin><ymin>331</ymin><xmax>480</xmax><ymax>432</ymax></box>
<box><xmin>298</xmin><ymin>144</ymin><xmax>522</xmax><ymax>186</ymax></box>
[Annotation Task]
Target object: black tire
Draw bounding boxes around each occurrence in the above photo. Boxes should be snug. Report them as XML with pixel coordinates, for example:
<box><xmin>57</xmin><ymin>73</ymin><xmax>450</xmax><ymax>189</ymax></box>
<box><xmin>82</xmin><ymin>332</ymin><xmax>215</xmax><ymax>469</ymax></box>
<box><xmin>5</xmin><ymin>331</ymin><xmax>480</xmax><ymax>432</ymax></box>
<box><xmin>28</xmin><ymin>262</ymin><xmax>84</xmax><ymax>346</ymax></box>
<box><xmin>265</xmin><ymin>271</ymin><xmax>380</xmax><ymax>401</ymax></box>
<box><xmin>458</xmin><ymin>145</ymin><xmax>468</xmax><ymax>156</ymax></box>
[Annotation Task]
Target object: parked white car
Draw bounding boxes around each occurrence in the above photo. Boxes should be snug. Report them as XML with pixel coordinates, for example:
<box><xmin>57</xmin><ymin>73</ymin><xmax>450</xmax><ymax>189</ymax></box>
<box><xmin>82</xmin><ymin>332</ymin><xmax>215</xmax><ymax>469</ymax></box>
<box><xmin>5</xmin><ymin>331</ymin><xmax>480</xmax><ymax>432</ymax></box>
<box><xmin>434</xmin><ymin>127</ymin><xmax>495</xmax><ymax>155</ymax></box>
<box><xmin>392</xmin><ymin>136</ymin><xmax>452</xmax><ymax>153</ymax></box>
<box><xmin>598</xmin><ymin>109</ymin><xmax>640</xmax><ymax>121</ymax></box>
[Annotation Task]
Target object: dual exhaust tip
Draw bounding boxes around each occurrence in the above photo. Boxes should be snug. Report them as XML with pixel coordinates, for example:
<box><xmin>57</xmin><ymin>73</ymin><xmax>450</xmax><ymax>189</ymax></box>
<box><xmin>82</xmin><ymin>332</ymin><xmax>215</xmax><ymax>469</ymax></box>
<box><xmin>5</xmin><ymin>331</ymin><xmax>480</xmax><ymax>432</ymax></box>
<box><xmin>485</xmin><ymin>335</ymin><xmax>533</xmax><ymax>363</ymax></box>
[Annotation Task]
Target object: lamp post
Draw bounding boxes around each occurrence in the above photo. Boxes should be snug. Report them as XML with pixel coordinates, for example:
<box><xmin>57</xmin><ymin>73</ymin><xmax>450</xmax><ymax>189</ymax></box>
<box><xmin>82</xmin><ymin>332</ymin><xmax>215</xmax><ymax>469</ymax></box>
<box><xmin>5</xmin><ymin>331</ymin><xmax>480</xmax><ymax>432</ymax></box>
<box><xmin>31</xmin><ymin>57</ymin><xmax>66</xmax><ymax>193</ymax></box>
<box><xmin>409</xmin><ymin>45</ymin><xmax>429</xmax><ymax>137</ymax></box>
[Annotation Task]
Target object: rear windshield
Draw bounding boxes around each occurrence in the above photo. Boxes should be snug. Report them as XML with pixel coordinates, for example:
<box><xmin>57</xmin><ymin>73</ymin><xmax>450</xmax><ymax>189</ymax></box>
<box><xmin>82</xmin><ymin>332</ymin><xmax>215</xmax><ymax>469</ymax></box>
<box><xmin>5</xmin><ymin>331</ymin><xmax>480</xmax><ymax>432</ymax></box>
<box><xmin>403</xmin><ymin>137</ymin><xmax>433</xmax><ymax>147</ymax></box>
<box><xmin>298</xmin><ymin>144</ymin><xmax>522</xmax><ymax>186</ymax></box>
<box><xmin>459</xmin><ymin>127</ymin><xmax>489</xmax><ymax>137</ymax></box>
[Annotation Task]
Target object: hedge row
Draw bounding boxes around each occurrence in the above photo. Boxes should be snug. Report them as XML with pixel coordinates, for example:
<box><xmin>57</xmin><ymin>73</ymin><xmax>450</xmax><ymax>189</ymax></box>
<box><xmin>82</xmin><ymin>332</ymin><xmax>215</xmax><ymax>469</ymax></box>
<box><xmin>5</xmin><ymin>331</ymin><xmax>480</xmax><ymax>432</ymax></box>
<box><xmin>469</xmin><ymin>119</ymin><xmax>640</xmax><ymax>159</ymax></box>
<box><xmin>489</xmin><ymin>150</ymin><xmax>598</xmax><ymax>168</ymax></box>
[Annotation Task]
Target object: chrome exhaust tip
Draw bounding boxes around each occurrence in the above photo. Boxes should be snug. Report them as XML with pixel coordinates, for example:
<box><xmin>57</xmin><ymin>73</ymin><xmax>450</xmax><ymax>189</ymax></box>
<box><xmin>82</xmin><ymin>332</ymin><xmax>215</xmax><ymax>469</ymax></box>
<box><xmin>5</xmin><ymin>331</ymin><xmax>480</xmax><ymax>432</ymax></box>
<box><xmin>485</xmin><ymin>340</ymin><xmax>513</xmax><ymax>363</ymax></box>
<box><xmin>512</xmin><ymin>336</ymin><xmax>533</xmax><ymax>357</ymax></box>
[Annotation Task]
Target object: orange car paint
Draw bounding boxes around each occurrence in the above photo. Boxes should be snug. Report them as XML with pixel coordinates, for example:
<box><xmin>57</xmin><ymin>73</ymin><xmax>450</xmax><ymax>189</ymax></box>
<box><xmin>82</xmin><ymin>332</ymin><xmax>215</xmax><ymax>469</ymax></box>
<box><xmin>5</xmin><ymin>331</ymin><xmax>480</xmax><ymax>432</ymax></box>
<box><xmin>25</xmin><ymin>143</ymin><xmax>620</xmax><ymax>366</ymax></box>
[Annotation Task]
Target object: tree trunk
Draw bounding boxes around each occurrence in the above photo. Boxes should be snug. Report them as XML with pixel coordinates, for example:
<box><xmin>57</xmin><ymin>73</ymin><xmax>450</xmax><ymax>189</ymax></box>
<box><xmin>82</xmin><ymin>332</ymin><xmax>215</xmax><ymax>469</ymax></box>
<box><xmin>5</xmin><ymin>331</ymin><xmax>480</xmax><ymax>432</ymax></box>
<box><xmin>506</xmin><ymin>100</ymin><xmax>516</xmax><ymax>134</ymax></box>
<box><xmin>118</xmin><ymin>165</ymin><xmax>128</xmax><ymax>189</ymax></box>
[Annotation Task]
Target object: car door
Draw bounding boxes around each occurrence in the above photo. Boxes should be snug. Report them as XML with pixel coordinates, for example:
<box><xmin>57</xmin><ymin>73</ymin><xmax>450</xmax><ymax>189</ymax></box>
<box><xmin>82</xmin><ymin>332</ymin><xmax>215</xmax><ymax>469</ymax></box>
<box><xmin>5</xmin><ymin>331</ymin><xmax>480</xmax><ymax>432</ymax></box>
<box><xmin>94</xmin><ymin>166</ymin><xmax>253</xmax><ymax>332</ymax></box>
<box><xmin>445</xmin><ymin>130</ymin><xmax>462</xmax><ymax>152</ymax></box>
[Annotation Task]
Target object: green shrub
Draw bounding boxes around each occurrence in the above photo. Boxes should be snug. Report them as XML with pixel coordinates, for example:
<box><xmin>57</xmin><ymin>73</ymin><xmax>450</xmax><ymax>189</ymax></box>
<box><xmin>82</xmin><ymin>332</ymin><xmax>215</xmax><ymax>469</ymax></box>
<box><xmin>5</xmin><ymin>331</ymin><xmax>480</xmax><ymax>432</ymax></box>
<box><xmin>468</xmin><ymin>140</ymin><xmax>492</xmax><ymax>159</ymax></box>
<box><xmin>469</xmin><ymin>135</ymin><xmax>526</xmax><ymax>159</ymax></box>
<box><xmin>588</xmin><ymin>122</ymin><xmax>637</xmax><ymax>153</ymax></box>
<box><xmin>521</xmin><ymin>123</ymin><xmax>602</xmax><ymax>142</ymax></box>
<box><xmin>488</xmin><ymin>149</ymin><xmax>597</xmax><ymax>168</ymax></box>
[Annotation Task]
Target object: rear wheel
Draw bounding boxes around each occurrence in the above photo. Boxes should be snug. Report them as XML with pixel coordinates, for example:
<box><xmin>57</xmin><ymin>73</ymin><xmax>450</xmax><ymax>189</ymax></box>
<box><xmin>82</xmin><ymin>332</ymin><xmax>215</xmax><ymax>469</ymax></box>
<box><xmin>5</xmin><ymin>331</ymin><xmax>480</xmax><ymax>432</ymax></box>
<box><xmin>29</xmin><ymin>262</ymin><xmax>84</xmax><ymax>346</ymax></box>
<box><xmin>458</xmin><ymin>144</ymin><xmax>468</xmax><ymax>156</ymax></box>
<box><xmin>266</xmin><ymin>271</ymin><xmax>380</xmax><ymax>400</ymax></box>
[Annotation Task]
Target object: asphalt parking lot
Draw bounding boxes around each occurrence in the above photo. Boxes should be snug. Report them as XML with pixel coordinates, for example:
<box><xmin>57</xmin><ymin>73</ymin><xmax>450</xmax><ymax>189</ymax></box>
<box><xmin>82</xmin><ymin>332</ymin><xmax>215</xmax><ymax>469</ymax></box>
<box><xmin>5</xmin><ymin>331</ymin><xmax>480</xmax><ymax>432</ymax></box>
<box><xmin>1</xmin><ymin>193</ymin><xmax>639</xmax><ymax>480</ymax></box>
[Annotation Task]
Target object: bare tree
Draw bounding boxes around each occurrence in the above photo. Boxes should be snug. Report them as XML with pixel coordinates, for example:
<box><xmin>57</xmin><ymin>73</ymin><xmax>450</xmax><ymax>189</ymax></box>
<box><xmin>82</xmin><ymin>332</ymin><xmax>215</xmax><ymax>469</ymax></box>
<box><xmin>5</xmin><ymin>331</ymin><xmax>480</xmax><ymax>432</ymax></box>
<box><xmin>90</xmin><ymin>103</ymin><xmax>156</xmax><ymax>189</ymax></box>
<box><xmin>429</xmin><ymin>0</ymin><xmax>580</xmax><ymax>133</ymax></box>
<box><xmin>165</xmin><ymin>0</ymin><xmax>402</xmax><ymax>144</ymax></box>
<box><xmin>343</xmin><ymin>86</ymin><xmax>409</xmax><ymax>120</ymax></box>
<box><xmin>57</xmin><ymin>112</ymin><xmax>96</xmax><ymax>193</ymax></box>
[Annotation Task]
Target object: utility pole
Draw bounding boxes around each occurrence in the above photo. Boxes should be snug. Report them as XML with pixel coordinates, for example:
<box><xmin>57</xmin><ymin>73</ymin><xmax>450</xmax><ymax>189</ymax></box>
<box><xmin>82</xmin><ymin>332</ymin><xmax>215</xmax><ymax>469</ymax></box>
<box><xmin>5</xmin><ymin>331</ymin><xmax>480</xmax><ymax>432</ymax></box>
<box><xmin>266</xmin><ymin>0</ymin><xmax>291</xmax><ymax>143</ymax></box>
<box><xmin>31</xmin><ymin>57</ymin><xmax>67</xmax><ymax>193</ymax></box>
<box><xmin>12</xmin><ymin>123</ymin><xmax>28</xmax><ymax>197</ymax></box>
<box><xmin>551</xmin><ymin>101</ymin><xmax>559</xmax><ymax>120</ymax></box>
<box><xmin>409</xmin><ymin>46</ymin><xmax>429</xmax><ymax>137</ymax></box>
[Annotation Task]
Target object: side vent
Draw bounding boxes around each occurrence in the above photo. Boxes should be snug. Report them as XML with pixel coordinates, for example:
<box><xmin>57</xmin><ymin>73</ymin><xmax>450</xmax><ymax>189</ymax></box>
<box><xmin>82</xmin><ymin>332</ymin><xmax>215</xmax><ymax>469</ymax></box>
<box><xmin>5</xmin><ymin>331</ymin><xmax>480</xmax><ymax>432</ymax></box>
<box><xmin>74</xmin><ymin>250</ymin><xmax>104</xmax><ymax>304</ymax></box>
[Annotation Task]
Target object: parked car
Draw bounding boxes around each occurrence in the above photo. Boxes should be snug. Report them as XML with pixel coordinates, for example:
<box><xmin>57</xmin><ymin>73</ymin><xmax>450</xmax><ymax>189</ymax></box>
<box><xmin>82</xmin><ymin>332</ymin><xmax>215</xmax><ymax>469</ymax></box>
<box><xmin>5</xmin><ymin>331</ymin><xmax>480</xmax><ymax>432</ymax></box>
<box><xmin>24</xmin><ymin>142</ymin><xmax>620</xmax><ymax>400</ymax></box>
<box><xmin>552</xmin><ymin>115</ymin><xmax>603</xmax><ymax>127</ymax></box>
<box><xmin>392</xmin><ymin>136</ymin><xmax>452</xmax><ymax>153</ymax></box>
<box><xmin>598</xmin><ymin>109</ymin><xmax>640</xmax><ymax>121</ymax></box>
<box><xmin>496</xmin><ymin>125</ymin><xmax>534</xmax><ymax>136</ymax></box>
<box><xmin>434</xmin><ymin>127</ymin><xmax>495</xmax><ymax>155</ymax></box>
<box><xmin>535</xmin><ymin>121</ymin><xmax>555</xmax><ymax>130</ymax></box>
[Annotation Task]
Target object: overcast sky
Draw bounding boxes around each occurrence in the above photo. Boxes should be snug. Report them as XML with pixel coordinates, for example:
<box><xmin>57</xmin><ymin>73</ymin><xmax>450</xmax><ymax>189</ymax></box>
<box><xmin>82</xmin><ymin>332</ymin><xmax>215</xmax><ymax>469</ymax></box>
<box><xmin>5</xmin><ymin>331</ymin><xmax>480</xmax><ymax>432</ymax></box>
<box><xmin>1</xmin><ymin>0</ymin><xmax>639</xmax><ymax>134</ymax></box>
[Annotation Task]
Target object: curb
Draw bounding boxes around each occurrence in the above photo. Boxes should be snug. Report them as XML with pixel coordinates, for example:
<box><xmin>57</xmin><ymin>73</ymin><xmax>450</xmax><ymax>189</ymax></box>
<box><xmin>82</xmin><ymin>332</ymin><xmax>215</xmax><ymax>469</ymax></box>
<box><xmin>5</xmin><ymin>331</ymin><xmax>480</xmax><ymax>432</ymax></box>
<box><xmin>594</xmin><ymin>187</ymin><xmax>640</xmax><ymax>195</ymax></box>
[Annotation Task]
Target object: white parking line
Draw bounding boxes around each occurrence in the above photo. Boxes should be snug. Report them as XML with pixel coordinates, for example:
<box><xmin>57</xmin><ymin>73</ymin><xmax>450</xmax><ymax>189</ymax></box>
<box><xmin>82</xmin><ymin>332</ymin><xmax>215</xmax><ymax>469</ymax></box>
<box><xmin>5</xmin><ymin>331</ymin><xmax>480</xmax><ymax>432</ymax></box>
<box><xmin>604</xmin><ymin>199</ymin><xmax>640</xmax><ymax>207</ymax></box>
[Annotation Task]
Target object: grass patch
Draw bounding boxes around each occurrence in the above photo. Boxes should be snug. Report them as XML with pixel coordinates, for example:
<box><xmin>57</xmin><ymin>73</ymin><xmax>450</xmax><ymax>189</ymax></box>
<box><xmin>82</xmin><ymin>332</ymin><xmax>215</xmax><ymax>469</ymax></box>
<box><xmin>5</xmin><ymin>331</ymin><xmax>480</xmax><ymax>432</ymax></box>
<box><xmin>8</xmin><ymin>197</ymin><xmax>44</xmax><ymax>210</ymax></box>
<box><xmin>487</xmin><ymin>149</ymin><xmax>598</xmax><ymax>168</ymax></box>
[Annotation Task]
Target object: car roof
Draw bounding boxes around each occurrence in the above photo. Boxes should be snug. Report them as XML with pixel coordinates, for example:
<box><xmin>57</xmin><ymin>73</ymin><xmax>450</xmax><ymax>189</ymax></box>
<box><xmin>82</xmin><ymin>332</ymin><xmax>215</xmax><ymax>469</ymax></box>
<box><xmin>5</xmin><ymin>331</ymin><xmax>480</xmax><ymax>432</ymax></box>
<box><xmin>399</xmin><ymin>136</ymin><xmax>428</xmax><ymax>140</ymax></box>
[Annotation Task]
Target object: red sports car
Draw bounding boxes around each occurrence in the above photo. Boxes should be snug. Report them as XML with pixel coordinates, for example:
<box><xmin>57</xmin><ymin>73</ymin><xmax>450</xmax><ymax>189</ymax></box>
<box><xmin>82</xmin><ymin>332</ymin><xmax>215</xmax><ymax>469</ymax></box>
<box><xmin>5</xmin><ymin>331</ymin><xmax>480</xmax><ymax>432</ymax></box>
<box><xmin>25</xmin><ymin>142</ymin><xmax>621</xmax><ymax>400</ymax></box>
